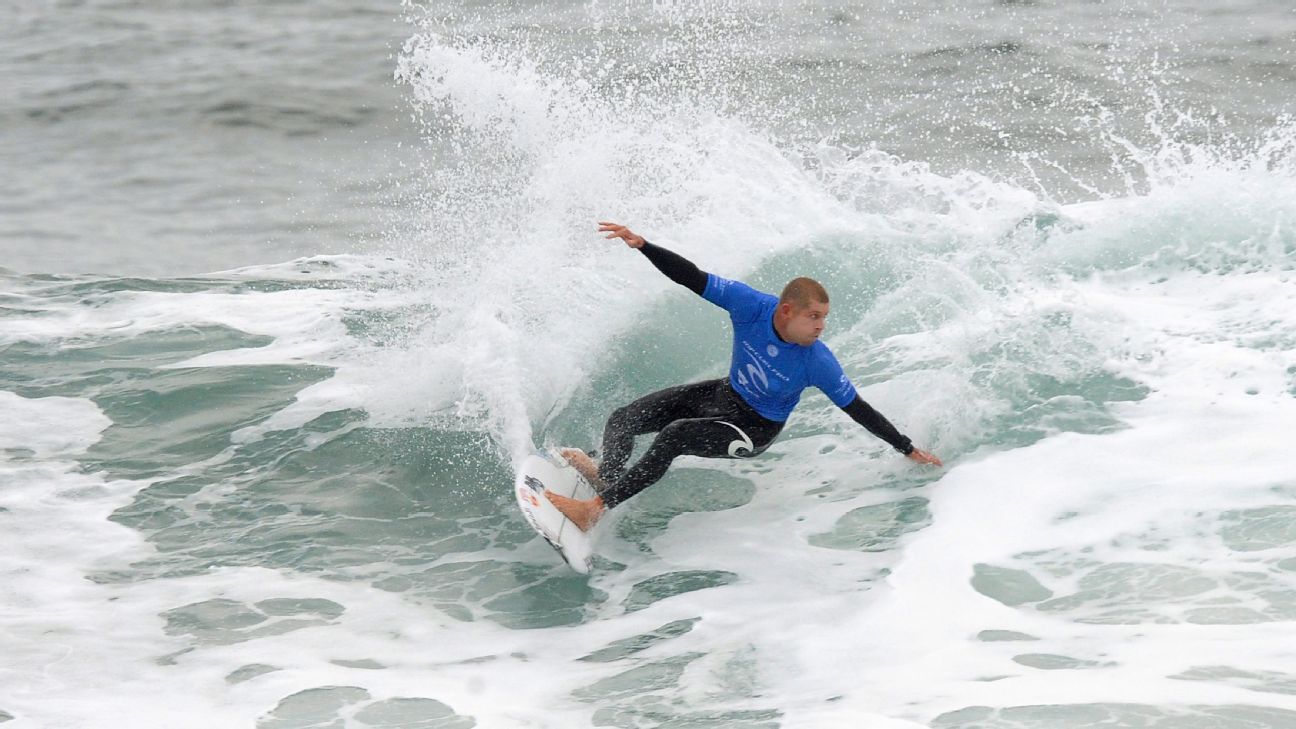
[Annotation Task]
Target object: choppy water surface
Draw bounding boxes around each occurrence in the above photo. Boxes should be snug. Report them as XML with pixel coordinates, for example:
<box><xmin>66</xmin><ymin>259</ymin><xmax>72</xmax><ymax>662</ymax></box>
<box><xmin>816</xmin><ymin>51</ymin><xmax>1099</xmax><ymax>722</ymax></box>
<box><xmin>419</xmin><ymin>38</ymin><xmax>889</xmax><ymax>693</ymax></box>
<box><xmin>3</xmin><ymin>1</ymin><xmax>1295</xmax><ymax>727</ymax></box>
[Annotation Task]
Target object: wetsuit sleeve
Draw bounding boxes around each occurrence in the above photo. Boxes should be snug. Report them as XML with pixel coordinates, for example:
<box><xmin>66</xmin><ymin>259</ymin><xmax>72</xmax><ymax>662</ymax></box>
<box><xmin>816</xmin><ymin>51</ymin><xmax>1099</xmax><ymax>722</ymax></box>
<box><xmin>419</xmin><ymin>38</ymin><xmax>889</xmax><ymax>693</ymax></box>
<box><xmin>812</xmin><ymin>345</ymin><xmax>913</xmax><ymax>453</ymax></box>
<box><xmin>842</xmin><ymin>396</ymin><xmax>914</xmax><ymax>455</ymax></box>
<box><xmin>638</xmin><ymin>241</ymin><xmax>769</xmax><ymax>320</ymax></box>
<box><xmin>638</xmin><ymin>241</ymin><xmax>708</xmax><ymax>296</ymax></box>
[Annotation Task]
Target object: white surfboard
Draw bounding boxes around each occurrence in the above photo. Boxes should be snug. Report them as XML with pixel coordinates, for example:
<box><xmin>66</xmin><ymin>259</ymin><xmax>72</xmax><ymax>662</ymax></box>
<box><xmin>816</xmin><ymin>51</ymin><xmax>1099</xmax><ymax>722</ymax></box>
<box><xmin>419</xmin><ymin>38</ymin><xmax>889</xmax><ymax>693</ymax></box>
<box><xmin>514</xmin><ymin>452</ymin><xmax>597</xmax><ymax>574</ymax></box>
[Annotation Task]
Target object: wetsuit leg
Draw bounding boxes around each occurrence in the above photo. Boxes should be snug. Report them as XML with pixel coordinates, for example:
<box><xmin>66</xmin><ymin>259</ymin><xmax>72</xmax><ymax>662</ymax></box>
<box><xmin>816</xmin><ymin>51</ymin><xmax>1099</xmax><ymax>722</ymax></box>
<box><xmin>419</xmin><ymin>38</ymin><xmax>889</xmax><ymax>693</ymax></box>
<box><xmin>599</xmin><ymin>413</ymin><xmax>782</xmax><ymax>509</ymax></box>
<box><xmin>598</xmin><ymin>380</ymin><xmax>722</xmax><ymax>483</ymax></box>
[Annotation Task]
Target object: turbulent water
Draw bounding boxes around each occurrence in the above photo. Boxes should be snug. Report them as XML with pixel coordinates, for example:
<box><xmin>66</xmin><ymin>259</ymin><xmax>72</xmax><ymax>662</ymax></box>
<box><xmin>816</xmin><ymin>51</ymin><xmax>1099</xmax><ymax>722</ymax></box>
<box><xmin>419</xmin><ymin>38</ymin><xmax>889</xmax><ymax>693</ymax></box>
<box><xmin>3</xmin><ymin>1</ymin><xmax>1296</xmax><ymax>727</ymax></box>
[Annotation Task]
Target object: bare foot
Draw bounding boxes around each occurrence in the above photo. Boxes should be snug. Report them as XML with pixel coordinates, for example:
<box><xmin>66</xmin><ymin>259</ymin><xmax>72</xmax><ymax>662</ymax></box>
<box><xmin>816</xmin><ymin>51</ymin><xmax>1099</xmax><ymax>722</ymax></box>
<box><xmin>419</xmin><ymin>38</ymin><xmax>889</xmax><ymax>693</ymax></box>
<box><xmin>545</xmin><ymin>491</ymin><xmax>606</xmax><ymax>532</ymax></box>
<box><xmin>559</xmin><ymin>448</ymin><xmax>608</xmax><ymax>492</ymax></box>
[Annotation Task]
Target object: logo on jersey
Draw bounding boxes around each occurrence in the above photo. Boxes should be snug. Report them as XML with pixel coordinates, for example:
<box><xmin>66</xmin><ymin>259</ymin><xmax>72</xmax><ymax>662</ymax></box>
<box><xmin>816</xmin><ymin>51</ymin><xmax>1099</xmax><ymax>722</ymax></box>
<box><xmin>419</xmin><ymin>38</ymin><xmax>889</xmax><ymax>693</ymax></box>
<box><xmin>767</xmin><ymin>344</ymin><xmax>780</xmax><ymax>358</ymax></box>
<box><xmin>836</xmin><ymin>373</ymin><xmax>855</xmax><ymax>400</ymax></box>
<box><xmin>736</xmin><ymin>351</ymin><xmax>770</xmax><ymax>395</ymax></box>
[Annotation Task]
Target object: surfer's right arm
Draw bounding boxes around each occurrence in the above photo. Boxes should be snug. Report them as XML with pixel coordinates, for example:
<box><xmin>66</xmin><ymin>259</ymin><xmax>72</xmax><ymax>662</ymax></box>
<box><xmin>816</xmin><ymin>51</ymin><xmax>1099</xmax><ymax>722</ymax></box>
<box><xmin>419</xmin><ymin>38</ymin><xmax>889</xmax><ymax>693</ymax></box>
<box><xmin>599</xmin><ymin>221</ymin><xmax>708</xmax><ymax>296</ymax></box>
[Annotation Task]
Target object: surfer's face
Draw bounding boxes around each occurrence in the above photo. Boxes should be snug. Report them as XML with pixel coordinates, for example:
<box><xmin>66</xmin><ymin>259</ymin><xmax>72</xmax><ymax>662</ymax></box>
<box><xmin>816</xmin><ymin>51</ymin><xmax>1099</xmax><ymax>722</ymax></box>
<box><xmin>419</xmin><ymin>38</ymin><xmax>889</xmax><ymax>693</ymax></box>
<box><xmin>781</xmin><ymin>301</ymin><xmax>829</xmax><ymax>345</ymax></box>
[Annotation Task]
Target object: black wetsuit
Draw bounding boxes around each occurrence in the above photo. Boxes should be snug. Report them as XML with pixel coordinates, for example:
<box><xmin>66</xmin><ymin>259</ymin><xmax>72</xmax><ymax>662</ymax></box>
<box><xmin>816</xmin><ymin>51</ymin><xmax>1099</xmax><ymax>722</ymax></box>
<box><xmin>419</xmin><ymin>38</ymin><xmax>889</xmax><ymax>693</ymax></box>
<box><xmin>596</xmin><ymin>241</ymin><xmax>914</xmax><ymax>509</ymax></box>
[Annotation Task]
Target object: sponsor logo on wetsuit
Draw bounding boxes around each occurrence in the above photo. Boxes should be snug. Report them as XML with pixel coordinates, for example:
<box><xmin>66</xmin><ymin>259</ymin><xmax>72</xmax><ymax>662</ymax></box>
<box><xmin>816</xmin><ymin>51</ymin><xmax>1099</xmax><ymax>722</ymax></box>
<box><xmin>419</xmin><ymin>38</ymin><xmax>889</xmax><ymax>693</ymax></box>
<box><xmin>717</xmin><ymin>421</ymin><xmax>756</xmax><ymax>457</ymax></box>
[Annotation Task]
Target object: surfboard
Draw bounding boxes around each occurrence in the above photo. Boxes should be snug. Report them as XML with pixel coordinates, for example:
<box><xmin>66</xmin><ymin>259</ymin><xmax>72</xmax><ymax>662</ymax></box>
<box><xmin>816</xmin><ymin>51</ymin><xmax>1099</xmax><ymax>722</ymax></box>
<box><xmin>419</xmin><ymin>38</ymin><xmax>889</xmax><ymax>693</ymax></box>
<box><xmin>514</xmin><ymin>452</ymin><xmax>597</xmax><ymax>574</ymax></box>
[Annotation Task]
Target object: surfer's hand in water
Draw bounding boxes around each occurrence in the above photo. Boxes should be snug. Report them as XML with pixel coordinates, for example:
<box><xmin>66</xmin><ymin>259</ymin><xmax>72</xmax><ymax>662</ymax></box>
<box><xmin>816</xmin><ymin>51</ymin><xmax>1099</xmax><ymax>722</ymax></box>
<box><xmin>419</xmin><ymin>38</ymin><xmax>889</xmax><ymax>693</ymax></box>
<box><xmin>907</xmin><ymin>448</ymin><xmax>943</xmax><ymax>467</ymax></box>
<box><xmin>599</xmin><ymin>221</ymin><xmax>646</xmax><ymax>249</ymax></box>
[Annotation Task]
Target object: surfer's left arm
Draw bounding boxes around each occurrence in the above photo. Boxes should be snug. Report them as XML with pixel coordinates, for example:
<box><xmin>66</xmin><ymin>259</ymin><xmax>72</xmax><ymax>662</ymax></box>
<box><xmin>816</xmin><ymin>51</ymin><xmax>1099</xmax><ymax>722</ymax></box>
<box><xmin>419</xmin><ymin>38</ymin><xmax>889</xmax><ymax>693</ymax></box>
<box><xmin>840</xmin><ymin>396</ymin><xmax>941</xmax><ymax>465</ymax></box>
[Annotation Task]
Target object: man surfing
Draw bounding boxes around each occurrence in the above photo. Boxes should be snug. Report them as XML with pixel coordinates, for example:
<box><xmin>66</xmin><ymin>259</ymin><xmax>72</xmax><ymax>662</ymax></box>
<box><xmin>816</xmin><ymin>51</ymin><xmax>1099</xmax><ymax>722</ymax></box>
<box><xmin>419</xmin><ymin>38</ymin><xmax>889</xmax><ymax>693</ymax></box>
<box><xmin>547</xmin><ymin>222</ymin><xmax>943</xmax><ymax>531</ymax></box>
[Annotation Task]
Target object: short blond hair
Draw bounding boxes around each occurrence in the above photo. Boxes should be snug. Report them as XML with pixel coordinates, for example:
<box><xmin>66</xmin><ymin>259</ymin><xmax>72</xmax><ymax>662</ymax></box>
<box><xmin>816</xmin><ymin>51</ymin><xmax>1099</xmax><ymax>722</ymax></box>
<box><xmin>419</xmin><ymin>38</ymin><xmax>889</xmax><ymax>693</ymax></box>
<box><xmin>779</xmin><ymin>277</ymin><xmax>829</xmax><ymax>309</ymax></box>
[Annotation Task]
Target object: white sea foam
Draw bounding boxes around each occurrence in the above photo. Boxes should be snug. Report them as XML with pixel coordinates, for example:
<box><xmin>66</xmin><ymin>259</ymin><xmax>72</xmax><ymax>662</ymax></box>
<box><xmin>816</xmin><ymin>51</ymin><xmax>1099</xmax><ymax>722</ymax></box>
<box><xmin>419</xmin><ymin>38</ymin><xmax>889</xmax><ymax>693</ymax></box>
<box><xmin>0</xmin><ymin>395</ymin><xmax>171</xmax><ymax>726</ymax></box>
<box><xmin>0</xmin><ymin>392</ymin><xmax>110</xmax><ymax>458</ymax></box>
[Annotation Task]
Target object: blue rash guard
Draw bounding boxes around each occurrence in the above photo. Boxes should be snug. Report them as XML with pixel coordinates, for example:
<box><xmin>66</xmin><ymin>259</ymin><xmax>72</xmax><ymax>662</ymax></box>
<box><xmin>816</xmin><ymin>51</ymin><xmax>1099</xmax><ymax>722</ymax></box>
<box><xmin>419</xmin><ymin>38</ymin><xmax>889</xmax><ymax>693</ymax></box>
<box><xmin>633</xmin><ymin>239</ymin><xmax>914</xmax><ymax>455</ymax></box>
<box><xmin>702</xmin><ymin>273</ymin><xmax>857</xmax><ymax>422</ymax></box>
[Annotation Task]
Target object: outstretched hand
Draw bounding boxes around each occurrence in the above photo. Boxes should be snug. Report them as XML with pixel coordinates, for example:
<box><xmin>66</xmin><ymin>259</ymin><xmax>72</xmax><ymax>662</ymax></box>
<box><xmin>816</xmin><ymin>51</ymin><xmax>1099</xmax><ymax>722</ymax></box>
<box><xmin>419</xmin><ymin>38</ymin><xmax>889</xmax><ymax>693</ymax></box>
<box><xmin>599</xmin><ymin>221</ymin><xmax>646</xmax><ymax>249</ymax></box>
<box><xmin>907</xmin><ymin>448</ymin><xmax>943</xmax><ymax>467</ymax></box>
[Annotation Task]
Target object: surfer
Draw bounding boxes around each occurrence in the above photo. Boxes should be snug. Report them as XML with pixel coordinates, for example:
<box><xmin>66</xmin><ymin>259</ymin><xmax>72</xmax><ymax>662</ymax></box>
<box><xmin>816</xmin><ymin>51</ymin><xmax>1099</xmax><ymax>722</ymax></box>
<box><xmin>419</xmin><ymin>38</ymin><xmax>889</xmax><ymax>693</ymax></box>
<box><xmin>547</xmin><ymin>222</ymin><xmax>943</xmax><ymax>531</ymax></box>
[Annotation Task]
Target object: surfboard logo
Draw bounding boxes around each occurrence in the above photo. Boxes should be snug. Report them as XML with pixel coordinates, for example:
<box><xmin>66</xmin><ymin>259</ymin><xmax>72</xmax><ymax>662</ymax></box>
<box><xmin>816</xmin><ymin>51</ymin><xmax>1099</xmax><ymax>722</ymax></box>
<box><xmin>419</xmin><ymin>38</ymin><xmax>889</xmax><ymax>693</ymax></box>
<box><xmin>717</xmin><ymin>420</ymin><xmax>755</xmax><ymax>457</ymax></box>
<box><xmin>524</xmin><ymin>475</ymin><xmax>545</xmax><ymax>493</ymax></box>
<box><xmin>518</xmin><ymin>486</ymin><xmax>540</xmax><ymax>508</ymax></box>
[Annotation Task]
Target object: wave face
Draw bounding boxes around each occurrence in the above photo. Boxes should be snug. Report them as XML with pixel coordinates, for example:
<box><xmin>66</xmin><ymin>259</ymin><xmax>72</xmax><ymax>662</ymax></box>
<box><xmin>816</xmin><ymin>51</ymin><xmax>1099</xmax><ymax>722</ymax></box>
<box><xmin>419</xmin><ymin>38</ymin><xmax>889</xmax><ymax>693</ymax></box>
<box><xmin>3</xmin><ymin>2</ymin><xmax>1296</xmax><ymax>727</ymax></box>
